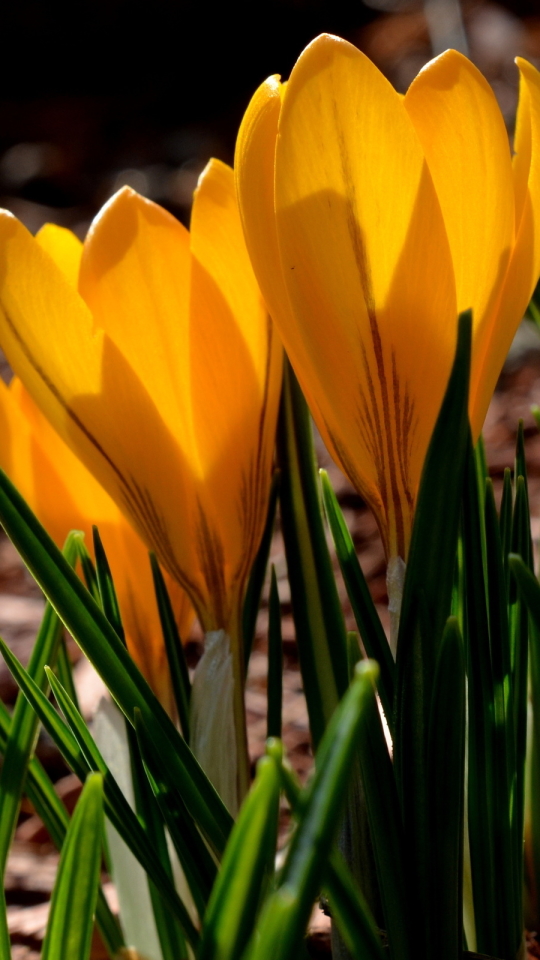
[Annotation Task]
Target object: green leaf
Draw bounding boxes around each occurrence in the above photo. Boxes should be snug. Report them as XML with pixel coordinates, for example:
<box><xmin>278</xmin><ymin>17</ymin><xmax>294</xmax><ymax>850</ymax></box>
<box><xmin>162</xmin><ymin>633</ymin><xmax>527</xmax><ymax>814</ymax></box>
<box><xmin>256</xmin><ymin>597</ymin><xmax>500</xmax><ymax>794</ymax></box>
<box><xmin>510</xmin><ymin>474</ymin><xmax>531</xmax><ymax>888</ymax></box>
<box><xmin>243</xmin><ymin>470</ymin><xmax>279</xmax><ymax>668</ymax></box>
<box><xmin>125</xmin><ymin>711</ymin><xmax>188</xmax><ymax>960</ymax></box>
<box><xmin>73</xmin><ymin>534</ymin><xmax>100</xmax><ymax>603</ymax></box>
<box><xmin>462</xmin><ymin>437</ymin><xmax>497</xmax><ymax>954</ymax></box>
<box><xmin>267</xmin><ymin>566</ymin><xmax>283</xmax><ymax>740</ymax></box>
<box><xmin>499</xmin><ymin>467</ymin><xmax>513</xmax><ymax>589</ymax></box>
<box><xmin>0</xmin><ymin>466</ymin><xmax>233</xmax><ymax>855</ymax></box>
<box><xmin>249</xmin><ymin>660</ymin><xmax>379</xmax><ymax>960</ymax></box>
<box><xmin>150</xmin><ymin>552</ymin><xmax>191</xmax><ymax>740</ymax></box>
<box><xmin>41</xmin><ymin>773</ymin><xmax>104</xmax><ymax>960</ymax></box>
<box><xmin>135</xmin><ymin>708</ymin><xmax>217</xmax><ymax>918</ymax></box>
<box><xmin>0</xmin><ymin>532</ymin><xmax>79</xmax><ymax>959</ymax></box>
<box><xmin>198</xmin><ymin>753</ymin><xmax>281</xmax><ymax>960</ymax></box>
<box><xmin>276</xmin><ymin>360</ymin><xmax>348</xmax><ymax>747</ymax></box>
<box><xmin>485</xmin><ymin>480</ymin><xmax>520</xmax><ymax>959</ymax></box>
<box><xmin>55</xmin><ymin>635</ymin><xmax>80</xmax><ymax>712</ymax></box>
<box><xmin>0</xmin><ymin>637</ymin><xmax>198</xmax><ymax>949</ymax></box>
<box><xmin>425</xmin><ymin>617</ymin><xmax>465</xmax><ymax>960</ymax></box>
<box><xmin>393</xmin><ymin>311</ymin><xmax>471</xmax><ymax>960</ymax></box>
<box><xmin>320</xmin><ymin>468</ymin><xmax>394</xmax><ymax>728</ymax></box>
<box><xmin>0</xmin><ymin>696</ymin><xmax>123</xmax><ymax>957</ymax></box>
<box><xmin>93</xmin><ymin>525</ymin><xmax>125</xmax><ymax>641</ymax></box>
<box><xmin>274</xmin><ymin>749</ymin><xmax>384</xmax><ymax>960</ymax></box>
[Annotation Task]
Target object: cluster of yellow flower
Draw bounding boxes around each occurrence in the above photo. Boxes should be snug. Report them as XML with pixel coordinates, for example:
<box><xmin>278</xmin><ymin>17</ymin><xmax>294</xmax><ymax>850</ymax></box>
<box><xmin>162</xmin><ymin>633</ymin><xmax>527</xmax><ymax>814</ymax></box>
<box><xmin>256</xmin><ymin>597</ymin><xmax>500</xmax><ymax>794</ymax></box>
<box><xmin>0</xmin><ymin>33</ymin><xmax>538</xmax><ymax>789</ymax></box>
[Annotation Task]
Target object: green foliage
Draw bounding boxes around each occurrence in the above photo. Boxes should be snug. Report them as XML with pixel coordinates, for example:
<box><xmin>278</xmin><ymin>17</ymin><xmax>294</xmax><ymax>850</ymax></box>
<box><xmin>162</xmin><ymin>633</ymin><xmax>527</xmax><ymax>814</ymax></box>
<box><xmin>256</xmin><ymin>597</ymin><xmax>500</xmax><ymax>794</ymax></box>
<box><xmin>0</xmin><ymin>305</ymin><xmax>539</xmax><ymax>960</ymax></box>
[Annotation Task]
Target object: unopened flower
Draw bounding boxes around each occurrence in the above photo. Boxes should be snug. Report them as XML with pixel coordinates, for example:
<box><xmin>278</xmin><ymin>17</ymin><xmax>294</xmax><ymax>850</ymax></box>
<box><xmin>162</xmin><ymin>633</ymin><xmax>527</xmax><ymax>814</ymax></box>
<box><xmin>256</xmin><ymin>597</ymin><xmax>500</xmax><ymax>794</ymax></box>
<box><xmin>236</xmin><ymin>35</ymin><xmax>540</xmax><ymax>563</ymax></box>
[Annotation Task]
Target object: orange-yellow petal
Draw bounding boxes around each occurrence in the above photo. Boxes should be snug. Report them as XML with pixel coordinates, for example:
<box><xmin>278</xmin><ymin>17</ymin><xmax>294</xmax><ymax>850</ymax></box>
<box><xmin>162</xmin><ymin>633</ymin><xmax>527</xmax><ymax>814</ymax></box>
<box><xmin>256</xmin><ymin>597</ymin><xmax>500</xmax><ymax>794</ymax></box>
<box><xmin>0</xmin><ymin>376</ymin><xmax>193</xmax><ymax>714</ymax></box>
<box><xmin>189</xmin><ymin>158</ymin><xmax>282</xmax><ymax>613</ymax></box>
<box><xmin>274</xmin><ymin>34</ymin><xmax>456</xmax><ymax>557</ymax></box>
<box><xmin>470</xmin><ymin>58</ymin><xmax>540</xmax><ymax>435</ymax></box>
<box><xmin>405</xmin><ymin>50</ymin><xmax>514</xmax><ymax>338</ymax></box>
<box><xmin>35</xmin><ymin>224</ymin><xmax>83</xmax><ymax>288</ymax></box>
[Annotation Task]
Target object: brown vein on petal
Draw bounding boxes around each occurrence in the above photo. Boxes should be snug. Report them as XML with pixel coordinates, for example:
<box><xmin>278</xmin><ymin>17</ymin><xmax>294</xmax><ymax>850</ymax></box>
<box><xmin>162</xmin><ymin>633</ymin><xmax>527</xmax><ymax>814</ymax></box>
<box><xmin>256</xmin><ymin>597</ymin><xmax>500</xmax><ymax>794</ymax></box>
<box><xmin>121</xmin><ymin>478</ymin><xmax>205</xmax><ymax>612</ymax></box>
<box><xmin>332</xmin><ymin>96</ymin><xmax>411</xmax><ymax>557</ymax></box>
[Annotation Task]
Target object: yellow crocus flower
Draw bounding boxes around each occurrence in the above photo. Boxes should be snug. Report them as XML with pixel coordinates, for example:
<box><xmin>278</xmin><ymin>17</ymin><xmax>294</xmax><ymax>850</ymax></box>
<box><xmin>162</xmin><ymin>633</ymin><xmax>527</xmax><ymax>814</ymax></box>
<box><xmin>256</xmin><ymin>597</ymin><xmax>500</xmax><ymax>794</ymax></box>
<box><xmin>236</xmin><ymin>34</ymin><xmax>540</xmax><ymax>564</ymax></box>
<box><xmin>0</xmin><ymin>373</ymin><xmax>193</xmax><ymax>718</ymax></box>
<box><xmin>0</xmin><ymin>159</ymin><xmax>282</xmax><ymax>809</ymax></box>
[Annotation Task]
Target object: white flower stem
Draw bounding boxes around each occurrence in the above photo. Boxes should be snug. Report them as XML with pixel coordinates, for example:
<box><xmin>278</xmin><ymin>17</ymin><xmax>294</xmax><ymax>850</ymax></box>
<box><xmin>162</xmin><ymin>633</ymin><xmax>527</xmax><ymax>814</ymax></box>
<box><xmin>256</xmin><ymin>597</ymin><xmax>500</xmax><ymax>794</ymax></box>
<box><xmin>387</xmin><ymin>556</ymin><xmax>406</xmax><ymax>659</ymax></box>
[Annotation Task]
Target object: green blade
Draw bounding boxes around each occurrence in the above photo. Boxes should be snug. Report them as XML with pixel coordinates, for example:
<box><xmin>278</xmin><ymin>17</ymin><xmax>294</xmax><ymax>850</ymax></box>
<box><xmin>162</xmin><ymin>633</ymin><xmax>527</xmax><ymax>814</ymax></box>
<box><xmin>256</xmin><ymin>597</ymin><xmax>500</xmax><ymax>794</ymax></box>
<box><xmin>462</xmin><ymin>437</ymin><xmax>497</xmax><ymax>954</ymax></box>
<box><xmin>267</xmin><ymin>566</ymin><xmax>283</xmax><ymax>740</ymax></box>
<box><xmin>485</xmin><ymin>480</ymin><xmax>519</xmax><ymax>958</ymax></box>
<box><xmin>243</xmin><ymin>469</ymin><xmax>279</xmax><ymax>668</ymax></box>
<box><xmin>274</xmin><ymin>750</ymin><xmax>384</xmax><ymax>960</ymax></box>
<box><xmin>125</xmin><ymin>715</ymin><xmax>188</xmax><ymax>960</ymax></box>
<box><xmin>135</xmin><ymin>708</ymin><xmax>217</xmax><ymax>918</ymax></box>
<box><xmin>499</xmin><ymin>468</ymin><xmax>513</xmax><ymax>589</ymax></box>
<box><xmin>0</xmin><ymin>466</ymin><xmax>233</xmax><ymax>854</ymax></box>
<box><xmin>425</xmin><ymin>617</ymin><xmax>465</xmax><ymax>960</ymax></box>
<box><xmin>276</xmin><ymin>360</ymin><xmax>348</xmax><ymax>747</ymax></box>
<box><xmin>0</xmin><ymin>532</ymin><xmax>79</xmax><ymax>958</ymax></box>
<box><xmin>45</xmin><ymin>668</ymin><xmax>200</xmax><ymax>949</ymax></box>
<box><xmin>394</xmin><ymin>311</ymin><xmax>471</xmax><ymax>959</ymax></box>
<box><xmin>510</xmin><ymin>474</ymin><xmax>531</xmax><ymax>888</ymax></box>
<box><xmin>41</xmin><ymin>773</ymin><xmax>104</xmax><ymax>960</ymax></box>
<box><xmin>320</xmin><ymin>468</ymin><xmax>394</xmax><ymax>727</ymax></box>
<box><xmin>93</xmin><ymin>525</ymin><xmax>125</xmax><ymax>641</ymax></box>
<box><xmin>249</xmin><ymin>660</ymin><xmax>379</xmax><ymax>960</ymax></box>
<box><xmin>150</xmin><ymin>552</ymin><xmax>191</xmax><ymax>740</ymax></box>
<box><xmin>0</xmin><ymin>637</ymin><xmax>198</xmax><ymax>949</ymax></box>
<box><xmin>0</xmin><ymin>696</ymin><xmax>123</xmax><ymax>957</ymax></box>
<box><xmin>198</xmin><ymin>753</ymin><xmax>281</xmax><ymax>960</ymax></box>
<box><xmin>73</xmin><ymin>535</ymin><xmax>100</xmax><ymax>603</ymax></box>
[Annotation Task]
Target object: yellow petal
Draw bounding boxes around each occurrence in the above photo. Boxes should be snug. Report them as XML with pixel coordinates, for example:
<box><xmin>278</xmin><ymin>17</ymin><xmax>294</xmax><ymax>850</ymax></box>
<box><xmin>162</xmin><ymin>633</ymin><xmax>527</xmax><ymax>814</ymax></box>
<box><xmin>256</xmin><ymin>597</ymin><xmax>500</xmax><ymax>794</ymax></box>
<box><xmin>0</xmin><ymin>376</ymin><xmax>193</xmax><ymax>714</ymax></box>
<box><xmin>470</xmin><ymin>57</ymin><xmax>540</xmax><ymax>435</ymax></box>
<box><xmin>513</xmin><ymin>65</ymin><xmax>533</xmax><ymax>233</ymax></box>
<box><xmin>274</xmin><ymin>34</ymin><xmax>456</xmax><ymax>558</ymax></box>
<box><xmin>405</xmin><ymin>49</ymin><xmax>514</xmax><ymax>334</ymax></box>
<box><xmin>79</xmin><ymin>188</ymin><xmax>194</xmax><ymax>445</ymax></box>
<box><xmin>35</xmin><ymin>224</ymin><xmax>83</xmax><ymax>288</ymax></box>
<box><xmin>189</xmin><ymin>158</ymin><xmax>282</xmax><ymax>606</ymax></box>
<box><xmin>0</xmin><ymin>211</ymin><xmax>205</xmax><ymax>614</ymax></box>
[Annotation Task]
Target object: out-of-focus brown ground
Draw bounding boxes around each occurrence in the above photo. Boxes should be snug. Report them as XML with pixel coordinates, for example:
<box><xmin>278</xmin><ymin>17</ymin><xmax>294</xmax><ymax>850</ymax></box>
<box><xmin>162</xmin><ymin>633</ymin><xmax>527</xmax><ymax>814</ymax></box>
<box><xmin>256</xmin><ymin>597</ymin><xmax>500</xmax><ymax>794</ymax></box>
<box><xmin>4</xmin><ymin>325</ymin><xmax>540</xmax><ymax>958</ymax></box>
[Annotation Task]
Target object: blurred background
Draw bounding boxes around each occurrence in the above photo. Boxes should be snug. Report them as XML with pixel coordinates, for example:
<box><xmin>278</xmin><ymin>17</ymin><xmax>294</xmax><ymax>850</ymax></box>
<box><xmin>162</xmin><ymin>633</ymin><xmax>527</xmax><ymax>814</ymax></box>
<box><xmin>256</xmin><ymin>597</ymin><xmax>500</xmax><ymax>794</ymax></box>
<box><xmin>0</xmin><ymin>0</ymin><xmax>538</xmax><ymax>238</ymax></box>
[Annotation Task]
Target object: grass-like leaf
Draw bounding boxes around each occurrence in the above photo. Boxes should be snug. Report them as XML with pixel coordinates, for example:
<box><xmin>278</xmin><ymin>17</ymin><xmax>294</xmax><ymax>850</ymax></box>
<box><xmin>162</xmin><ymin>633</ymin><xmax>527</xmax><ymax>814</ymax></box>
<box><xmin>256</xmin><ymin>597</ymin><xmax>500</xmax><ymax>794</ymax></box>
<box><xmin>198</xmin><ymin>752</ymin><xmax>281</xmax><ymax>960</ymax></box>
<box><xmin>267</xmin><ymin>566</ymin><xmax>283</xmax><ymax>740</ymax></box>
<box><xmin>243</xmin><ymin>469</ymin><xmax>279</xmax><ymax>668</ymax></box>
<box><xmin>276</xmin><ymin>360</ymin><xmax>348</xmax><ymax>747</ymax></box>
<box><xmin>41</xmin><ymin>773</ymin><xmax>104</xmax><ymax>960</ymax></box>
<box><xmin>0</xmin><ymin>636</ymin><xmax>198</xmax><ymax>948</ymax></box>
<box><xmin>150</xmin><ymin>552</ymin><xmax>191</xmax><ymax>740</ymax></box>
<box><xmin>0</xmin><ymin>466</ymin><xmax>233</xmax><ymax>855</ymax></box>
<box><xmin>320</xmin><ymin>468</ymin><xmax>394</xmax><ymax>728</ymax></box>
<box><xmin>248</xmin><ymin>660</ymin><xmax>379</xmax><ymax>960</ymax></box>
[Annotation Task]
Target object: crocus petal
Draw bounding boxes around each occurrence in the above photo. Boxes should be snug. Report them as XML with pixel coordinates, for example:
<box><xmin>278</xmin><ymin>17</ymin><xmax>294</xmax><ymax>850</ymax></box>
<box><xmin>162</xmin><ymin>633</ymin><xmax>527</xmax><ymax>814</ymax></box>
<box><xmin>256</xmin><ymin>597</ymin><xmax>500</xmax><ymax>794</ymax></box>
<box><xmin>189</xmin><ymin>158</ymin><xmax>282</xmax><ymax>614</ymax></box>
<box><xmin>0</xmin><ymin>376</ymin><xmax>193</xmax><ymax>714</ymax></box>
<box><xmin>513</xmin><ymin>64</ymin><xmax>533</xmax><ymax>234</ymax></box>
<box><xmin>405</xmin><ymin>50</ymin><xmax>514</xmax><ymax>337</ymax></box>
<box><xmin>274</xmin><ymin>33</ymin><xmax>456</xmax><ymax>558</ymax></box>
<box><xmin>79</xmin><ymin>188</ymin><xmax>194</xmax><ymax>449</ymax></box>
<box><xmin>35</xmin><ymin>224</ymin><xmax>83</xmax><ymax>288</ymax></box>
<box><xmin>469</xmin><ymin>58</ymin><xmax>540</xmax><ymax>435</ymax></box>
<box><xmin>0</xmin><ymin>211</ymin><xmax>206</xmax><ymax>614</ymax></box>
